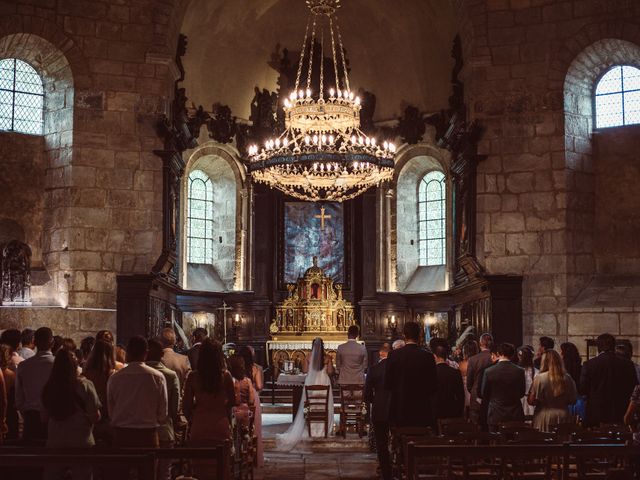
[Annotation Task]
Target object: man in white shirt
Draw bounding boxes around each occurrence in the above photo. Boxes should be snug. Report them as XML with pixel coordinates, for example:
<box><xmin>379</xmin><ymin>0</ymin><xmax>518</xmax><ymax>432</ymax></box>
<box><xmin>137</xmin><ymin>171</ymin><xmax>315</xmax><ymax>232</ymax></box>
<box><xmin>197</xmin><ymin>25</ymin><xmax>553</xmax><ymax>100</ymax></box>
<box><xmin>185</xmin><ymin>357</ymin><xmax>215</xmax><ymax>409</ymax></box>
<box><xmin>160</xmin><ymin>327</ymin><xmax>190</xmax><ymax>388</ymax></box>
<box><xmin>108</xmin><ymin>336</ymin><xmax>168</xmax><ymax>447</ymax></box>
<box><xmin>17</xmin><ymin>328</ymin><xmax>36</xmax><ymax>360</ymax></box>
<box><xmin>336</xmin><ymin>325</ymin><xmax>368</xmax><ymax>385</ymax></box>
<box><xmin>15</xmin><ymin>327</ymin><xmax>54</xmax><ymax>443</ymax></box>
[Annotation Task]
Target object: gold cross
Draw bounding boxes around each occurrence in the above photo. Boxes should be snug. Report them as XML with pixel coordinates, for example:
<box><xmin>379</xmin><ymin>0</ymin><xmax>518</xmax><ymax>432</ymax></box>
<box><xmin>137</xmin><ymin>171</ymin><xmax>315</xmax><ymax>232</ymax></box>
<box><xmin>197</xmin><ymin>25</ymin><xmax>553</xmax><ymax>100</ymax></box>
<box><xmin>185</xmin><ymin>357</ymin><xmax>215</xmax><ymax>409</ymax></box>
<box><xmin>314</xmin><ymin>206</ymin><xmax>332</xmax><ymax>231</ymax></box>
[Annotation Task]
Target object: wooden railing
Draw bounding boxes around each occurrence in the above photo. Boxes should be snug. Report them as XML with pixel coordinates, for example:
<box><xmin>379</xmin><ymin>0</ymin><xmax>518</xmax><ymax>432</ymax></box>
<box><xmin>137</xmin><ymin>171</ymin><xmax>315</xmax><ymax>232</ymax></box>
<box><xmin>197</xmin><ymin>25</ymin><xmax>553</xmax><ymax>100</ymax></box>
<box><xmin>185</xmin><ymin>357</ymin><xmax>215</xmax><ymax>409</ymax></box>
<box><xmin>0</xmin><ymin>444</ymin><xmax>231</xmax><ymax>480</ymax></box>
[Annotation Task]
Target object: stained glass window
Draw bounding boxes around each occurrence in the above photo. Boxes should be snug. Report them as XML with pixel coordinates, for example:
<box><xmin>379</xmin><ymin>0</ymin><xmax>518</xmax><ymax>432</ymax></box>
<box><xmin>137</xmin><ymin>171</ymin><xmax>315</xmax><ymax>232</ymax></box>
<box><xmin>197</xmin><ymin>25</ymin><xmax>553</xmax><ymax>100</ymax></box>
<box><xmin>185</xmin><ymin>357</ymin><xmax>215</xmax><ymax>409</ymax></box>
<box><xmin>187</xmin><ymin>169</ymin><xmax>214</xmax><ymax>264</ymax></box>
<box><xmin>418</xmin><ymin>170</ymin><xmax>446</xmax><ymax>266</ymax></box>
<box><xmin>595</xmin><ymin>65</ymin><xmax>640</xmax><ymax>128</ymax></box>
<box><xmin>0</xmin><ymin>58</ymin><xmax>44</xmax><ymax>135</ymax></box>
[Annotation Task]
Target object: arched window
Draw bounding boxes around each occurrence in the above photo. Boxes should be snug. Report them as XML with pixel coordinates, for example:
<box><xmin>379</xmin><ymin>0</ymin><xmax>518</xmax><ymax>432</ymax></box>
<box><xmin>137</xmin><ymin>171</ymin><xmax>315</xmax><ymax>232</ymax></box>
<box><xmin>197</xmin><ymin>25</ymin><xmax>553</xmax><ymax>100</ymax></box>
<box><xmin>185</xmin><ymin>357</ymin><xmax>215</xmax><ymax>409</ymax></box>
<box><xmin>0</xmin><ymin>58</ymin><xmax>44</xmax><ymax>134</ymax></box>
<box><xmin>595</xmin><ymin>65</ymin><xmax>640</xmax><ymax>128</ymax></box>
<box><xmin>418</xmin><ymin>171</ymin><xmax>446</xmax><ymax>266</ymax></box>
<box><xmin>187</xmin><ymin>169</ymin><xmax>214</xmax><ymax>264</ymax></box>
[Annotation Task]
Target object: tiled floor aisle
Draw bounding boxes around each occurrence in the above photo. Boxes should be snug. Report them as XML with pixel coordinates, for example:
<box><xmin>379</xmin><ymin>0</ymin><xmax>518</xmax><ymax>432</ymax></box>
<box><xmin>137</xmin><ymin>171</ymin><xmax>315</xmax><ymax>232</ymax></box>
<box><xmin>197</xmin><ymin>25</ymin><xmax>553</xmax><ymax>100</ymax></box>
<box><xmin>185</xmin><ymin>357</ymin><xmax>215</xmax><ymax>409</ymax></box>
<box><xmin>257</xmin><ymin>451</ymin><xmax>378</xmax><ymax>480</ymax></box>
<box><xmin>257</xmin><ymin>412</ymin><xmax>379</xmax><ymax>479</ymax></box>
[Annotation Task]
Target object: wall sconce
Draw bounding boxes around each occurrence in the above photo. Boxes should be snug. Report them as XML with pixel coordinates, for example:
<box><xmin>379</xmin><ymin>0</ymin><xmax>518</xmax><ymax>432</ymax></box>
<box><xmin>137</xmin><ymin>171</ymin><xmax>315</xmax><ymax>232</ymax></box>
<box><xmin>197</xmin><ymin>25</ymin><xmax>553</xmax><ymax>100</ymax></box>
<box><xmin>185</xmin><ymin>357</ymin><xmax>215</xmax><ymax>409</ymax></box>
<box><xmin>387</xmin><ymin>314</ymin><xmax>398</xmax><ymax>339</ymax></box>
<box><xmin>232</xmin><ymin>313</ymin><xmax>243</xmax><ymax>338</ymax></box>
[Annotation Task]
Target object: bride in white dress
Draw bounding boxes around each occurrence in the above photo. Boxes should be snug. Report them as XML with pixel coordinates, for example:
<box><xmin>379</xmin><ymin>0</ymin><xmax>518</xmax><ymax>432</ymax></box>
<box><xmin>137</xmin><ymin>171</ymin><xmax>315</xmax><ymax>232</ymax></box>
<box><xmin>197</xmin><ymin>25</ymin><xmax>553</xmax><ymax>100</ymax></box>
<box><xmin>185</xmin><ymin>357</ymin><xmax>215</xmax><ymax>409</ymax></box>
<box><xmin>275</xmin><ymin>337</ymin><xmax>334</xmax><ymax>451</ymax></box>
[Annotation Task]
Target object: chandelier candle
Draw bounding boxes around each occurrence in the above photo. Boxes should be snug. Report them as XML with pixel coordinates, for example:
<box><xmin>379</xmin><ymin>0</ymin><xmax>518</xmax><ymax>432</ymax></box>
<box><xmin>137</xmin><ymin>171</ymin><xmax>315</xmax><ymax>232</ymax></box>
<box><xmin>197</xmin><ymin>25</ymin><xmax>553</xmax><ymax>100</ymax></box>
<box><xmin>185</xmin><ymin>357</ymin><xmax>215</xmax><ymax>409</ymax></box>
<box><xmin>247</xmin><ymin>0</ymin><xmax>395</xmax><ymax>202</ymax></box>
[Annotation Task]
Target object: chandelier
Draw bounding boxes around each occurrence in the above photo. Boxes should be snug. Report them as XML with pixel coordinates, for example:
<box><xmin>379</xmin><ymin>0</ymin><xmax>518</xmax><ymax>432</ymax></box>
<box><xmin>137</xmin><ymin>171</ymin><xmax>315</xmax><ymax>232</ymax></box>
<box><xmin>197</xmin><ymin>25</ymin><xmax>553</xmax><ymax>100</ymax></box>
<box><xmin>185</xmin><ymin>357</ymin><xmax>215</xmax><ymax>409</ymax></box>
<box><xmin>246</xmin><ymin>0</ymin><xmax>396</xmax><ymax>202</ymax></box>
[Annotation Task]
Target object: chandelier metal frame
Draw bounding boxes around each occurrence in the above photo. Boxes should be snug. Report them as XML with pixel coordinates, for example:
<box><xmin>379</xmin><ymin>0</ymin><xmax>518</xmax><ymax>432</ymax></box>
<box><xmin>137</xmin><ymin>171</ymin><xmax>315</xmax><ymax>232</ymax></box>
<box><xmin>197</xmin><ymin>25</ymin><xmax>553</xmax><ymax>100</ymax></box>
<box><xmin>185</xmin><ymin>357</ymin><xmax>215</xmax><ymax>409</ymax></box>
<box><xmin>247</xmin><ymin>0</ymin><xmax>396</xmax><ymax>202</ymax></box>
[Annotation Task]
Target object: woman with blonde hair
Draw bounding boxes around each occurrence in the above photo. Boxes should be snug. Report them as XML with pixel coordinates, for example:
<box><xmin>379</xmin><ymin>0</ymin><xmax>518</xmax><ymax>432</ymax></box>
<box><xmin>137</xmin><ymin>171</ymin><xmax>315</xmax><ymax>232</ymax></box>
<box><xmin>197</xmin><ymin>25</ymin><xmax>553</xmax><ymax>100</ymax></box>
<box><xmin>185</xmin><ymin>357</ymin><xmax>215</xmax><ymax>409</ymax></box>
<box><xmin>527</xmin><ymin>349</ymin><xmax>577</xmax><ymax>432</ymax></box>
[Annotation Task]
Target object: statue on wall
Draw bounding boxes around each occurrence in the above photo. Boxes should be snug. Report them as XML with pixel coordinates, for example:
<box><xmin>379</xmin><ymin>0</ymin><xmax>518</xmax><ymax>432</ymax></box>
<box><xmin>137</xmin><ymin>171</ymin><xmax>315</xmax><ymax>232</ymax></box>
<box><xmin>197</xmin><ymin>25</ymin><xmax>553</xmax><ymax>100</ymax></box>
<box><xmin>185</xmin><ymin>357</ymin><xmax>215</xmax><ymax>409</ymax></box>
<box><xmin>207</xmin><ymin>103</ymin><xmax>237</xmax><ymax>144</ymax></box>
<box><xmin>2</xmin><ymin>240</ymin><xmax>32</xmax><ymax>305</ymax></box>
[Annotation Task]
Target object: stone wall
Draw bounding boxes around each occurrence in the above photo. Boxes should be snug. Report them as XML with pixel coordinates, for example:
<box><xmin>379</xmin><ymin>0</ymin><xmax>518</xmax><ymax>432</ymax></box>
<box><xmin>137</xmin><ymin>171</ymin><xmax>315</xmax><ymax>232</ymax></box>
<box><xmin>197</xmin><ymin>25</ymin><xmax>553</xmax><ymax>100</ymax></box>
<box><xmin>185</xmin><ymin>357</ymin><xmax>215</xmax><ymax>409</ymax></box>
<box><xmin>593</xmin><ymin>125</ymin><xmax>640</xmax><ymax>274</ymax></box>
<box><xmin>0</xmin><ymin>0</ymin><xmax>184</xmax><ymax>339</ymax></box>
<box><xmin>0</xmin><ymin>132</ymin><xmax>46</xmax><ymax>264</ymax></box>
<box><xmin>464</xmin><ymin>0</ymin><xmax>640</xmax><ymax>350</ymax></box>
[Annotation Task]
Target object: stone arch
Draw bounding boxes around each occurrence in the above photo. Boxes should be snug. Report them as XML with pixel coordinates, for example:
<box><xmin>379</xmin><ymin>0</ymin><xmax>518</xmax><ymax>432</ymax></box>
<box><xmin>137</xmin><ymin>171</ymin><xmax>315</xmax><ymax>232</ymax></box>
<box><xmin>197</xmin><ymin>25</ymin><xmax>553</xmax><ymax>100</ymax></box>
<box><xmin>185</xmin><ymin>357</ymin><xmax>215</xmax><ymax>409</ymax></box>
<box><xmin>0</xmin><ymin>26</ymin><xmax>84</xmax><ymax>306</ymax></box>
<box><xmin>181</xmin><ymin>142</ymin><xmax>249</xmax><ymax>291</ymax></box>
<box><xmin>559</xmin><ymin>34</ymin><xmax>640</xmax><ymax>300</ymax></box>
<box><xmin>378</xmin><ymin>142</ymin><xmax>452</xmax><ymax>292</ymax></box>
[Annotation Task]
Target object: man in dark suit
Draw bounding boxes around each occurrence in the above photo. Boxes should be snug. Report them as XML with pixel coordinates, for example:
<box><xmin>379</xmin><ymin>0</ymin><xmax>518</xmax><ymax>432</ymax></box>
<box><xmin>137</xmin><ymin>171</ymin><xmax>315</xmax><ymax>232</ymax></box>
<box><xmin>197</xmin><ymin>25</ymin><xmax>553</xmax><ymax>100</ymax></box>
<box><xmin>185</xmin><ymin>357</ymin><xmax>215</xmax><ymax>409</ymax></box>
<box><xmin>432</xmin><ymin>342</ymin><xmax>465</xmax><ymax>423</ymax></box>
<box><xmin>466</xmin><ymin>333</ymin><xmax>494</xmax><ymax>426</ymax></box>
<box><xmin>187</xmin><ymin>327</ymin><xmax>207</xmax><ymax>369</ymax></box>
<box><xmin>580</xmin><ymin>333</ymin><xmax>638</xmax><ymax>427</ymax></box>
<box><xmin>481</xmin><ymin>342</ymin><xmax>525</xmax><ymax>432</ymax></box>
<box><xmin>365</xmin><ymin>343</ymin><xmax>392</xmax><ymax>480</ymax></box>
<box><xmin>385</xmin><ymin>321</ymin><xmax>437</xmax><ymax>429</ymax></box>
<box><xmin>533</xmin><ymin>336</ymin><xmax>555</xmax><ymax>370</ymax></box>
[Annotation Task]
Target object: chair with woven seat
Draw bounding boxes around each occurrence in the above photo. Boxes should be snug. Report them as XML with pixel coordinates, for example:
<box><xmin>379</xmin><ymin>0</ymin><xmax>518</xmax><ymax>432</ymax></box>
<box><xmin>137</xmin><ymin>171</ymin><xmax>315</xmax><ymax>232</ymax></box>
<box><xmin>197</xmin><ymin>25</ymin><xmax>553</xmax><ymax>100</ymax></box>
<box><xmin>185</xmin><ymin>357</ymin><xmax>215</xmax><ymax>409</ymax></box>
<box><xmin>338</xmin><ymin>384</ymin><xmax>366</xmax><ymax>437</ymax></box>
<box><xmin>304</xmin><ymin>385</ymin><xmax>330</xmax><ymax>438</ymax></box>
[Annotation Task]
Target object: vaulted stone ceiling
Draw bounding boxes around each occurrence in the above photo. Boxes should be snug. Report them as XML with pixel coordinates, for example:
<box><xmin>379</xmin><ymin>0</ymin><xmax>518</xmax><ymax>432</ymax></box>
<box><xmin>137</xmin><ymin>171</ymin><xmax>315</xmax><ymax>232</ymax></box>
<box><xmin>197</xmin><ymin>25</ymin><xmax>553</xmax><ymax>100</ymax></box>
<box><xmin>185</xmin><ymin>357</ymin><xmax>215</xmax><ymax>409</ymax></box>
<box><xmin>180</xmin><ymin>0</ymin><xmax>458</xmax><ymax>122</ymax></box>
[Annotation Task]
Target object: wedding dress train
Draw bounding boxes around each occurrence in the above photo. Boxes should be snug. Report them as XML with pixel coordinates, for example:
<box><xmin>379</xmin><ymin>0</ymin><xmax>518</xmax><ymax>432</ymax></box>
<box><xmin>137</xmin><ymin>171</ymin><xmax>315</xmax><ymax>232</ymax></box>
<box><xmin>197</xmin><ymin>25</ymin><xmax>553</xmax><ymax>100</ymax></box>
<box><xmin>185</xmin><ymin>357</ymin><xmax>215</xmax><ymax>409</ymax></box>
<box><xmin>275</xmin><ymin>338</ymin><xmax>334</xmax><ymax>451</ymax></box>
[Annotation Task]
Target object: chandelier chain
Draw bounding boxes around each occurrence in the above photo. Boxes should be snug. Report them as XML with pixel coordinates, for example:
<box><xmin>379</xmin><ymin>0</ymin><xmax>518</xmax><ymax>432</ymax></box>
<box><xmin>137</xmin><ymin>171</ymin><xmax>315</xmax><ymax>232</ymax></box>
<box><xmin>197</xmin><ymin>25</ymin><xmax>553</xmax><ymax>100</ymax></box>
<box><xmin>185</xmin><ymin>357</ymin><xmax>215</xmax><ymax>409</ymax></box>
<box><xmin>334</xmin><ymin>17</ymin><xmax>350</xmax><ymax>92</ymax></box>
<box><xmin>294</xmin><ymin>17</ymin><xmax>311</xmax><ymax>91</ymax></box>
<box><xmin>329</xmin><ymin>15</ymin><xmax>341</xmax><ymax>92</ymax></box>
<box><xmin>306</xmin><ymin>16</ymin><xmax>317</xmax><ymax>91</ymax></box>
<box><xmin>319</xmin><ymin>28</ymin><xmax>325</xmax><ymax>100</ymax></box>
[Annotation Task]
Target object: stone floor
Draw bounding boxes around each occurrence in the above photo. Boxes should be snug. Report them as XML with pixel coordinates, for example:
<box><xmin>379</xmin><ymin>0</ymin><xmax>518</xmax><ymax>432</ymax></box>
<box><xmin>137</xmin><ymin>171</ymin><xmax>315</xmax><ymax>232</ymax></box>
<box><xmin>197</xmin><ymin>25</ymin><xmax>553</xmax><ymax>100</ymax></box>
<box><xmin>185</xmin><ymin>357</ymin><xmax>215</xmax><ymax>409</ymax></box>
<box><xmin>256</xmin><ymin>412</ymin><xmax>379</xmax><ymax>480</ymax></box>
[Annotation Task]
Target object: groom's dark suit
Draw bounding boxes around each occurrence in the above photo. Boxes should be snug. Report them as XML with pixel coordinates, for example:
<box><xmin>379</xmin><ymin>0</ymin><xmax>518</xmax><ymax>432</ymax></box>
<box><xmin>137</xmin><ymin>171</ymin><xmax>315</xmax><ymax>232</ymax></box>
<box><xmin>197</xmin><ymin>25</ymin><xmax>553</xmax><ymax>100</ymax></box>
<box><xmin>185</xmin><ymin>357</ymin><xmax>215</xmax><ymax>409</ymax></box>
<box><xmin>384</xmin><ymin>343</ymin><xmax>437</xmax><ymax>428</ymax></box>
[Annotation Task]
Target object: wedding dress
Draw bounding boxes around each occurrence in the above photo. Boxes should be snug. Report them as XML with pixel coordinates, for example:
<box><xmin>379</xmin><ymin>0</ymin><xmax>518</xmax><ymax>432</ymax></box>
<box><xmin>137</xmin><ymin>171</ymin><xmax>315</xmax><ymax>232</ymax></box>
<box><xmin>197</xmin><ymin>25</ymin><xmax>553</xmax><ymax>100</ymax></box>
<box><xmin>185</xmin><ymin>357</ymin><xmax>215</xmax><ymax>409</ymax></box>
<box><xmin>275</xmin><ymin>337</ymin><xmax>334</xmax><ymax>451</ymax></box>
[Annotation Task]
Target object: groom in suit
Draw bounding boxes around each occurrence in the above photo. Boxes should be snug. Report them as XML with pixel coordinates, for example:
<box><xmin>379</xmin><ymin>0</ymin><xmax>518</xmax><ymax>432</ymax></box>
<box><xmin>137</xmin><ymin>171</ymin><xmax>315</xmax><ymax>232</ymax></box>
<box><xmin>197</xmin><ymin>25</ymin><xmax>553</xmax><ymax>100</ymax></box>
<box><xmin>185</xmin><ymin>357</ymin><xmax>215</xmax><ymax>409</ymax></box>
<box><xmin>336</xmin><ymin>325</ymin><xmax>368</xmax><ymax>385</ymax></box>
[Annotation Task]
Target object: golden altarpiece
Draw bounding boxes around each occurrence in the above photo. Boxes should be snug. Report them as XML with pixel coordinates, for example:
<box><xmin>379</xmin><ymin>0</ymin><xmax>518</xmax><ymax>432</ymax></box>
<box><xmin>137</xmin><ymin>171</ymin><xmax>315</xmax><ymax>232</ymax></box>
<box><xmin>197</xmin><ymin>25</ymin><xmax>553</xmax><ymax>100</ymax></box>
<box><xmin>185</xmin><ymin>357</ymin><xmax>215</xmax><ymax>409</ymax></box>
<box><xmin>267</xmin><ymin>257</ymin><xmax>356</xmax><ymax>375</ymax></box>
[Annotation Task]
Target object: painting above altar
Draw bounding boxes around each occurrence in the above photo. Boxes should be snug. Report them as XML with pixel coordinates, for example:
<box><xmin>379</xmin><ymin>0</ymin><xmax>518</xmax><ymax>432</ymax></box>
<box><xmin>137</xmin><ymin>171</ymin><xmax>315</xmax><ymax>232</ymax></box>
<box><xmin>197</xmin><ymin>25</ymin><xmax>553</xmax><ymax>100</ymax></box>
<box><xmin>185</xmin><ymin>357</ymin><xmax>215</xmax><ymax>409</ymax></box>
<box><xmin>284</xmin><ymin>202</ymin><xmax>344</xmax><ymax>283</ymax></box>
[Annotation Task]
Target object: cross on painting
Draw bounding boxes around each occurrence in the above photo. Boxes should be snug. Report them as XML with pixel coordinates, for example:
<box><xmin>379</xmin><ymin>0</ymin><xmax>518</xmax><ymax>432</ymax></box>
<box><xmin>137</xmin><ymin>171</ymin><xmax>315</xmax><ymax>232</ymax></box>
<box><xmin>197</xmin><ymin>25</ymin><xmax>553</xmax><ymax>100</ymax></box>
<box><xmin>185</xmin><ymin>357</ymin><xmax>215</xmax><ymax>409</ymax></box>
<box><xmin>314</xmin><ymin>206</ymin><xmax>332</xmax><ymax>231</ymax></box>
<box><xmin>284</xmin><ymin>202</ymin><xmax>344</xmax><ymax>283</ymax></box>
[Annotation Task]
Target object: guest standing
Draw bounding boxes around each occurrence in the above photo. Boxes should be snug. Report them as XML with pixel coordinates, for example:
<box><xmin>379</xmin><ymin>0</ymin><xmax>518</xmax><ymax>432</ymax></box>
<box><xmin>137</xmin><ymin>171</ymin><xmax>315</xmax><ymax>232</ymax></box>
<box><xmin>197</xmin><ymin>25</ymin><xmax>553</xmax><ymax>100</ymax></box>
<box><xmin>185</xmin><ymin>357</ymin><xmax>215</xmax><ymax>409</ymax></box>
<box><xmin>41</xmin><ymin>349</ymin><xmax>101</xmax><ymax>480</ymax></box>
<box><xmin>528</xmin><ymin>350</ymin><xmax>577</xmax><ymax>432</ymax></box>
<box><xmin>0</xmin><ymin>368</ymin><xmax>6</xmax><ymax>444</ymax></box>
<box><xmin>0</xmin><ymin>329</ymin><xmax>24</xmax><ymax>371</ymax></box>
<box><xmin>96</xmin><ymin>330</ymin><xmax>124</xmax><ymax>370</ymax></box>
<box><xmin>385</xmin><ymin>321</ymin><xmax>437</xmax><ymax>428</ymax></box>
<box><xmin>147</xmin><ymin>339</ymin><xmax>180</xmax><ymax>480</ymax></box>
<box><xmin>481</xmin><ymin>343</ymin><xmax>526</xmax><ymax>432</ymax></box>
<box><xmin>239</xmin><ymin>345</ymin><xmax>264</xmax><ymax>467</ymax></box>
<box><xmin>17</xmin><ymin>329</ymin><xmax>35</xmax><ymax>360</ymax></box>
<box><xmin>183</xmin><ymin>339</ymin><xmax>235</xmax><ymax>478</ymax></box>
<box><xmin>433</xmin><ymin>343</ymin><xmax>465</xmax><ymax>422</ymax></box>
<box><xmin>517</xmin><ymin>346</ymin><xmax>537</xmax><ymax>417</ymax></box>
<box><xmin>0</xmin><ymin>345</ymin><xmax>18</xmax><ymax>441</ymax></box>
<box><xmin>15</xmin><ymin>327</ymin><xmax>55</xmax><ymax>443</ymax></box>
<box><xmin>466</xmin><ymin>333</ymin><xmax>494</xmax><ymax>426</ymax></box>
<box><xmin>228</xmin><ymin>354</ymin><xmax>256</xmax><ymax>429</ymax></box>
<box><xmin>107</xmin><ymin>336</ymin><xmax>167</xmax><ymax>448</ymax></box>
<box><xmin>83</xmin><ymin>339</ymin><xmax>116</xmax><ymax>445</ymax></box>
<box><xmin>534</xmin><ymin>336</ymin><xmax>555</xmax><ymax>370</ymax></box>
<box><xmin>160</xmin><ymin>327</ymin><xmax>191</xmax><ymax>388</ymax></box>
<box><xmin>580</xmin><ymin>333</ymin><xmax>638</xmax><ymax>427</ymax></box>
<box><xmin>365</xmin><ymin>343</ymin><xmax>392</xmax><ymax>480</ymax></box>
<box><xmin>623</xmin><ymin>385</ymin><xmax>640</xmax><ymax>444</ymax></box>
<box><xmin>187</xmin><ymin>327</ymin><xmax>208</xmax><ymax>370</ymax></box>
<box><xmin>459</xmin><ymin>341</ymin><xmax>479</xmax><ymax>416</ymax></box>
<box><xmin>560</xmin><ymin>342</ymin><xmax>585</xmax><ymax>420</ymax></box>
<box><xmin>336</xmin><ymin>325</ymin><xmax>368</xmax><ymax>385</ymax></box>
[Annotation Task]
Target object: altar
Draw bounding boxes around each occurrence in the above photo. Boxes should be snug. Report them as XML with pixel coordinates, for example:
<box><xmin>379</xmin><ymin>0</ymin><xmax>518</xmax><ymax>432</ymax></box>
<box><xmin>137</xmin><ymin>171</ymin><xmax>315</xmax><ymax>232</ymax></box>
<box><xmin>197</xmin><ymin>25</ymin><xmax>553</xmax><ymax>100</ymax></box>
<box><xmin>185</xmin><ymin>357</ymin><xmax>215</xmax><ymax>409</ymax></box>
<box><xmin>267</xmin><ymin>257</ymin><xmax>357</xmax><ymax>376</ymax></box>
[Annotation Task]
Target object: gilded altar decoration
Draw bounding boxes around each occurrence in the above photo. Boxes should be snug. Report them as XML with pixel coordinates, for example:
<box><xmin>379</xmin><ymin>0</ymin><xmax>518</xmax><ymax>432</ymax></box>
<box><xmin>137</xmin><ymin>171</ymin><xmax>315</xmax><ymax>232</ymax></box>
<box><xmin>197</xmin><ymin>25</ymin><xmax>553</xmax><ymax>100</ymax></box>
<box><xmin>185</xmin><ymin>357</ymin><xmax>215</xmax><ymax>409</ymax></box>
<box><xmin>274</xmin><ymin>256</ymin><xmax>355</xmax><ymax>339</ymax></box>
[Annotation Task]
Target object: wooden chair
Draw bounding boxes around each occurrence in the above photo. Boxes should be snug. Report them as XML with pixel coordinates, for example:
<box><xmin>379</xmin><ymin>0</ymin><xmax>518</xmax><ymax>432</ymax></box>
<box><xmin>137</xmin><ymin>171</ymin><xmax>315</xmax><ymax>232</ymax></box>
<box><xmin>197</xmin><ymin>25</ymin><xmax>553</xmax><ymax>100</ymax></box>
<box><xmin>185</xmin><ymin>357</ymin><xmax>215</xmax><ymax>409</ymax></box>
<box><xmin>304</xmin><ymin>385</ymin><xmax>330</xmax><ymax>438</ymax></box>
<box><xmin>338</xmin><ymin>384</ymin><xmax>366</xmax><ymax>437</ymax></box>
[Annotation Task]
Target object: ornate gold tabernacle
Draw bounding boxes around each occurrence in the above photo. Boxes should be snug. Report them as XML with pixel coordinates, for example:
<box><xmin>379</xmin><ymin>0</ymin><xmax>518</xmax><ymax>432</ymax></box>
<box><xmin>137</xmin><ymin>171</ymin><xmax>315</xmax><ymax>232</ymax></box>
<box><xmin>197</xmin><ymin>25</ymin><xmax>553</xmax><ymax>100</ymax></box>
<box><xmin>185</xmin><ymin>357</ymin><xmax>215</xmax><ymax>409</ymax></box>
<box><xmin>273</xmin><ymin>256</ymin><xmax>355</xmax><ymax>340</ymax></box>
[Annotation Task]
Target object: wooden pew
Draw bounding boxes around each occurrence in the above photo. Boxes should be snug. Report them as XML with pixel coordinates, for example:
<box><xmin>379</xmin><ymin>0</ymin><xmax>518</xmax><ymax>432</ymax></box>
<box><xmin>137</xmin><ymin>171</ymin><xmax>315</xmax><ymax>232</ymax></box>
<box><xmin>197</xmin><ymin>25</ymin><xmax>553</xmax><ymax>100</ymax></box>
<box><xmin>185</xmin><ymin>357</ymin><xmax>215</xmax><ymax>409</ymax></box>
<box><xmin>0</xmin><ymin>443</ymin><xmax>232</xmax><ymax>480</ymax></box>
